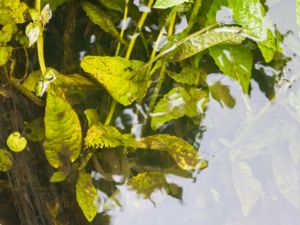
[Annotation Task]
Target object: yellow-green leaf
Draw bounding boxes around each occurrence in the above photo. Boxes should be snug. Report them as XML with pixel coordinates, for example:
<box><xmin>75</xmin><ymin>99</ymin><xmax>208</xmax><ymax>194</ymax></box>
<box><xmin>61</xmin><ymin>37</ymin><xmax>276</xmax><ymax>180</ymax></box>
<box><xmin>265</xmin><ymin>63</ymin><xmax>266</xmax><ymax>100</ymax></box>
<box><xmin>44</xmin><ymin>87</ymin><xmax>82</xmax><ymax>168</ymax></box>
<box><xmin>0</xmin><ymin>149</ymin><xmax>13</xmax><ymax>172</ymax></box>
<box><xmin>50</xmin><ymin>171</ymin><xmax>66</xmax><ymax>183</ymax></box>
<box><xmin>6</xmin><ymin>131</ymin><xmax>27</xmax><ymax>152</ymax></box>
<box><xmin>0</xmin><ymin>46</ymin><xmax>12</xmax><ymax>66</ymax></box>
<box><xmin>76</xmin><ymin>172</ymin><xmax>98</xmax><ymax>222</ymax></box>
<box><xmin>162</xmin><ymin>26</ymin><xmax>246</xmax><ymax>62</ymax></box>
<box><xmin>23</xmin><ymin>117</ymin><xmax>45</xmax><ymax>142</ymax></box>
<box><xmin>154</xmin><ymin>0</ymin><xmax>191</xmax><ymax>9</ymax></box>
<box><xmin>41</xmin><ymin>4</ymin><xmax>52</xmax><ymax>25</ymax></box>
<box><xmin>98</xmin><ymin>0</ymin><xmax>123</xmax><ymax>12</ymax></box>
<box><xmin>167</xmin><ymin>67</ymin><xmax>205</xmax><ymax>85</ymax></box>
<box><xmin>25</xmin><ymin>22</ymin><xmax>41</xmax><ymax>47</ymax></box>
<box><xmin>81</xmin><ymin>1</ymin><xmax>120</xmax><ymax>39</ymax></box>
<box><xmin>151</xmin><ymin>87</ymin><xmax>208</xmax><ymax>130</ymax></box>
<box><xmin>0</xmin><ymin>23</ymin><xmax>17</xmax><ymax>44</ymax></box>
<box><xmin>128</xmin><ymin>172</ymin><xmax>166</xmax><ymax>198</ymax></box>
<box><xmin>209</xmin><ymin>81</ymin><xmax>236</xmax><ymax>108</ymax></box>
<box><xmin>137</xmin><ymin>134</ymin><xmax>208</xmax><ymax>170</ymax></box>
<box><xmin>81</xmin><ymin>56</ymin><xmax>149</xmax><ymax>106</ymax></box>
<box><xmin>0</xmin><ymin>0</ymin><xmax>28</xmax><ymax>24</ymax></box>
<box><xmin>209</xmin><ymin>44</ymin><xmax>253</xmax><ymax>93</ymax></box>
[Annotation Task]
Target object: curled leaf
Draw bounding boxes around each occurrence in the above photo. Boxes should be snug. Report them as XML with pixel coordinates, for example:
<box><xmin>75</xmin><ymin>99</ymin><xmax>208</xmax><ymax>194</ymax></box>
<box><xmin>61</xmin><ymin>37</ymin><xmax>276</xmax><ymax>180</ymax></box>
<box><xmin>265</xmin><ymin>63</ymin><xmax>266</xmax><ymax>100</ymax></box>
<box><xmin>6</xmin><ymin>131</ymin><xmax>27</xmax><ymax>152</ymax></box>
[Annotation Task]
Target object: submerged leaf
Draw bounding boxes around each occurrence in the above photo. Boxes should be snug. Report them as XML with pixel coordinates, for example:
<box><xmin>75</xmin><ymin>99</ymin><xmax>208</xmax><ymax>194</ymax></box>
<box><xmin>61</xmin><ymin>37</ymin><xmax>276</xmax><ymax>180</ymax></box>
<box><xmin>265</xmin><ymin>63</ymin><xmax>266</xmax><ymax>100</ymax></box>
<box><xmin>50</xmin><ymin>171</ymin><xmax>66</xmax><ymax>183</ymax></box>
<box><xmin>163</xmin><ymin>26</ymin><xmax>246</xmax><ymax>62</ymax></box>
<box><xmin>209</xmin><ymin>44</ymin><xmax>253</xmax><ymax>93</ymax></box>
<box><xmin>154</xmin><ymin>0</ymin><xmax>191</xmax><ymax>9</ymax></box>
<box><xmin>7</xmin><ymin>131</ymin><xmax>27</xmax><ymax>152</ymax></box>
<box><xmin>98</xmin><ymin>0</ymin><xmax>123</xmax><ymax>12</ymax></box>
<box><xmin>44</xmin><ymin>88</ymin><xmax>82</xmax><ymax>168</ymax></box>
<box><xmin>209</xmin><ymin>81</ymin><xmax>236</xmax><ymax>108</ymax></box>
<box><xmin>76</xmin><ymin>172</ymin><xmax>98</xmax><ymax>222</ymax></box>
<box><xmin>24</xmin><ymin>117</ymin><xmax>45</xmax><ymax>142</ymax></box>
<box><xmin>81</xmin><ymin>1</ymin><xmax>120</xmax><ymax>39</ymax></box>
<box><xmin>128</xmin><ymin>172</ymin><xmax>166</xmax><ymax>198</ymax></box>
<box><xmin>151</xmin><ymin>87</ymin><xmax>207</xmax><ymax>130</ymax></box>
<box><xmin>167</xmin><ymin>67</ymin><xmax>205</xmax><ymax>85</ymax></box>
<box><xmin>0</xmin><ymin>46</ymin><xmax>12</xmax><ymax>66</ymax></box>
<box><xmin>81</xmin><ymin>56</ymin><xmax>149</xmax><ymax>106</ymax></box>
<box><xmin>137</xmin><ymin>134</ymin><xmax>207</xmax><ymax>170</ymax></box>
<box><xmin>0</xmin><ymin>149</ymin><xmax>13</xmax><ymax>172</ymax></box>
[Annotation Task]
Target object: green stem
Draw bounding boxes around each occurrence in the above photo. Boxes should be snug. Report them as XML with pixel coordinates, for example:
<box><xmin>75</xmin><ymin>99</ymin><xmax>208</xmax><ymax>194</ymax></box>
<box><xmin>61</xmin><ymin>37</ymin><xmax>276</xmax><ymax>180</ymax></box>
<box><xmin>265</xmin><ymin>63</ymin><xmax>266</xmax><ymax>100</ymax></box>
<box><xmin>186</xmin><ymin>0</ymin><xmax>202</xmax><ymax>33</ymax></box>
<box><xmin>105</xmin><ymin>100</ymin><xmax>117</xmax><ymax>125</ymax></box>
<box><xmin>115</xmin><ymin>0</ymin><xmax>129</xmax><ymax>56</ymax></box>
<box><xmin>35</xmin><ymin>0</ymin><xmax>46</xmax><ymax>76</ymax></box>
<box><xmin>125</xmin><ymin>0</ymin><xmax>155</xmax><ymax>60</ymax></box>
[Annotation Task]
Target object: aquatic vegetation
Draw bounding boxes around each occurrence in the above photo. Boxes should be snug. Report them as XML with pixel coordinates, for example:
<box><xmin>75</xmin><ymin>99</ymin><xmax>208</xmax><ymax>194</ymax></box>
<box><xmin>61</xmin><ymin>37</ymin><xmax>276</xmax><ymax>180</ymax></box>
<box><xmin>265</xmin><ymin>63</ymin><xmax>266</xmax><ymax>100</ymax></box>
<box><xmin>0</xmin><ymin>0</ymin><xmax>290</xmax><ymax>223</ymax></box>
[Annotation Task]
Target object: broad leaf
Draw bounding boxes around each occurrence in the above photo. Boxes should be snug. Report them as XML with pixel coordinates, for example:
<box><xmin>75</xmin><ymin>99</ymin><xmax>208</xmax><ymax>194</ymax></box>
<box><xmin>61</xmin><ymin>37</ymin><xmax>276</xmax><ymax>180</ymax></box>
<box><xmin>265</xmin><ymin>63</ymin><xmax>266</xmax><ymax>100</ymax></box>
<box><xmin>167</xmin><ymin>67</ymin><xmax>205</xmax><ymax>85</ymax></box>
<box><xmin>209</xmin><ymin>44</ymin><xmax>253</xmax><ymax>93</ymax></box>
<box><xmin>151</xmin><ymin>87</ymin><xmax>207</xmax><ymax>130</ymax></box>
<box><xmin>81</xmin><ymin>56</ymin><xmax>149</xmax><ymax>106</ymax></box>
<box><xmin>0</xmin><ymin>149</ymin><xmax>13</xmax><ymax>172</ymax></box>
<box><xmin>76</xmin><ymin>172</ymin><xmax>98</xmax><ymax>222</ymax></box>
<box><xmin>209</xmin><ymin>81</ymin><xmax>236</xmax><ymax>108</ymax></box>
<box><xmin>84</xmin><ymin>109</ymin><xmax>136</xmax><ymax>149</ymax></box>
<box><xmin>154</xmin><ymin>0</ymin><xmax>191</xmax><ymax>9</ymax></box>
<box><xmin>205</xmin><ymin>0</ymin><xmax>228</xmax><ymax>25</ymax></box>
<box><xmin>162</xmin><ymin>26</ymin><xmax>246</xmax><ymax>62</ymax></box>
<box><xmin>228</xmin><ymin>0</ymin><xmax>277</xmax><ymax>62</ymax></box>
<box><xmin>0</xmin><ymin>46</ymin><xmax>12</xmax><ymax>66</ymax></box>
<box><xmin>44</xmin><ymin>87</ymin><xmax>82</xmax><ymax>168</ymax></box>
<box><xmin>25</xmin><ymin>22</ymin><xmax>41</xmax><ymax>47</ymax></box>
<box><xmin>7</xmin><ymin>131</ymin><xmax>27</xmax><ymax>152</ymax></box>
<box><xmin>50</xmin><ymin>171</ymin><xmax>66</xmax><ymax>183</ymax></box>
<box><xmin>41</xmin><ymin>4</ymin><xmax>52</xmax><ymax>25</ymax></box>
<box><xmin>81</xmin><ymin>1</ymin><xmax>120</xmax><ymax>39</ymax></box>
<box><xmin>0</xmin><ymin>0</ymin><xmax>28</xmax><ymax>24</ymax></box>
<box><xmin>98</xmin><ymin>0</ymin><xmax>123</xmax><ymax>12</ymax></box>
<box><xmin>128</xmin><ymin>172</ymin><xmax>166</xmax><ymax>198</ymax></box>
<box><xmin>24</xmin><ymin>117</ymin><xmax>45</xmax><ymax>142</ymax></box>
<box><xmin>137</xmin><ymin>134</ymin><xmax>207</xmax><ymax>170</ymax></box>
<box><xmin>0</xmin><ymin>23</ymin><xmax>17</xmax><ymax>44</ymax></box>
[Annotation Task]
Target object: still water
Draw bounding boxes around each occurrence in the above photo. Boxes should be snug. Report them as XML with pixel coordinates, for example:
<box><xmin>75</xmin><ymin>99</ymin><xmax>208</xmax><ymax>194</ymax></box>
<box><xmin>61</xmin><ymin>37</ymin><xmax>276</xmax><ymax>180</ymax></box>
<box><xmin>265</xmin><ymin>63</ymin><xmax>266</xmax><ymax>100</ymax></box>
<box><xmin>108</xmin><ymin>0</ymin><xmax>300</xmax><ymax>224</ymax></box>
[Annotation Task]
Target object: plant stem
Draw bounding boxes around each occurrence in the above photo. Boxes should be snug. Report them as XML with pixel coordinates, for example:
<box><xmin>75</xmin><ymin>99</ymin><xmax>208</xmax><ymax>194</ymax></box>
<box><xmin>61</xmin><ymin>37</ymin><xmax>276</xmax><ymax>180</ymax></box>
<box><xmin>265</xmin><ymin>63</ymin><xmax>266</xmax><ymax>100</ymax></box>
<box><xmin>125</xmin><ymin>0</ymin><xmax>155</xmax><ymax>60</ymax></box>
<box><xmin>35</xmin><ymin>0</ymin><xmax>46</xmax><ymax>76</ymax></box>
<box><xmin>115</xmin><ymin>0</ymin><xmax>129</xmax><ymax>56</ymax></box>
<box><xmin>105</xmin><ymin>100</ymin><xmax>117</xmax><ymax>125</ymax></box>
<box><xmin>186</xmin><ymin>0</ymin><xmax>202</xmax><ymax>33</ymax></box>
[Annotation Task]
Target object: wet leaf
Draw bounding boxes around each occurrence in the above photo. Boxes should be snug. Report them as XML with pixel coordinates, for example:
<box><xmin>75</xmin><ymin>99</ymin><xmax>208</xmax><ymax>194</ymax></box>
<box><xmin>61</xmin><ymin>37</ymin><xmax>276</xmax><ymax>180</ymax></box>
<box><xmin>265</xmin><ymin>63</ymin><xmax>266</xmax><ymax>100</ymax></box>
<box><xmin>50</xmin><ymin>171</ymin><xmax>66</xmax><ymax>183</ymax></box>
<box><xmin>81</xmin><ymin>1</ymin><xmax>120</xmax><ymax>39</ymax></box>
<box><xmin>154</xmin><ymin>0</ymin><xmax>191</xmax><ymax>9</ymax></box>
<box><xmin>25</xmin><ymin>22</ymin><xmax>41</xmax><ymax>47</ymax></box>
<box><xmin>0</xmin><ymin>46</ymin><xmax>12</xmax><ymax>66</ymax></box>
<box><xmin>209</xmin><ymin>44</ymin><xmax>253</xmax><ymax>93</ymax></box>
<box><xmin>228</xmin><ymin>0</ymin><xmax>277</xmax><ymax>62</ymax></box>
<box><xmin>44</xmin><ymin>87</ymin><xmax>82</xmax><ymax>168</ymax></box>
<box><xmin>128</xmin><ymin>172</ymin><xmax>166</xmax><ymax>198</ymax></box>
<box><xmin>151</xmin><ymin>87</ymin><xmax>207</xmax><ymax>130</ymax></box>
<box><xmin>209</xmin><ymin>81</ymin><xmax>236</xmax><ymax>108</ymax></box>
<box><xmin>0</xmin><ymin>0</ymin><xmax>28</xmax><ymax>24</ymax></box>
<box><xmin>163</xmin><ymin>26</ymin><xmax>246</xmax><ymax>62</ymax></box>
<box><xmin>24</xmin><ymin>117</ymin><xmax>45</xmax><ymax>142</ymax></box>
<box><xmin>84</xmin><ymin>109</ymin><xmax>136</xmax><ymax>149</ymax></box>
<box><xmin>0</xmin><ymin>149</ymin><xmax>13</xmax><ymax>172</ymax></box>
<box><xmin>81</xmin><ymin>56</ymin><xmax>149</xmax><ymax>106</ymax></box>
<box><xmin>7</xmin><ymin>131</ymin><xmax>27</xmax><ymax>152</ymax></box>
<box><xmin>98</xmin><ymin>0</ymin><xmax>123</xmax><ymax>12</ymax></box>
<box><xmin>0</xmin><ymin>23</ymin><xmax>17</xmax><ymax>44</ymax></box>
<box><xmin>137</xmin><ymin>134</ymin><xmax>208</xmax><ymax>170</ymax></box>
<box><xmin>76</xmin><ymin>172</ymin><xmax>98</xmax><ymax>222</ymax></box>
<box><xmin>167</xmin><ymin>67</ymin><xmax>204</xmax><ymax>85</ymax></box>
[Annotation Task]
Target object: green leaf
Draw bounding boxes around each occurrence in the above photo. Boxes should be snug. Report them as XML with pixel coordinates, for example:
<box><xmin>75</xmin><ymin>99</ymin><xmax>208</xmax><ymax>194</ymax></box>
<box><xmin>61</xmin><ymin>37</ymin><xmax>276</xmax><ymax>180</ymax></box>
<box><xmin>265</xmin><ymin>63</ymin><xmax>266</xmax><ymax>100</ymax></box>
<box><xmin>0</xmin><ymin>46</ymin><xmax>12</xmax><ymax>66</ymax></box>
<box><xmin>25</xmin><ymin>22</ymin><xmax>41</xmax><ymax>47</ymax></box>
<box><xmin>0</xmin><ymin>23</ymin><xmax>17</xmax><ymax>44</ymax></box>
<box><xmin>228</xmin><ymin>0</ymin><xmax>277</xmax><ymax>62</ymax></box>
<box><xmin>154</xmin><ymin>0</ymin><xmax>191</xmax><ymax>9</ymax></box>
<box><xmin>76</xmin><ymin>172</ymin><xmax>98</xmax><ymax>222</ymax></box>
<box><xmin>137</xmin><ymin>134</ymin><xmax>208</xmax><ymax>170</ymax></box>
<box><xmin>41</xmin><ymin>0</ymin><xmax>70</xmax><ymax>11</ymax></box>
<box><xmin>6</xmin><ymin>131</ymin><xmax>27</xmax><ymax>152</ymax></box>
<box><xmin>81</xmin><ymin>56</ymin><xmax>149</xmax><ymax>106</ymax></box>
<box><xmin>50</xmin><ymin>171</ymin><xmax>66</xmax><ymax>183</ymax></box>
<box><xmin>151</xmin><ymin>87</ymin><xmax>208</xmax><ymax>130</ymax></box>
<box><xmin>44</xmin><ymin>87</ymin><xmax>82</xmax><ymax>168</ymax></box>
<box><xmin>209</xmin><ymin>81</ymin><xmax>236</xmax><ymax>108</ymax></box>
<box><xmin>0</xmin><ymin>149</ymin><xmax>13</xmax><ymax>172</ymax></box>
<box><xmin>0</xmin><ymin>0</ymin><xmax>28</xmax><ymax>24</ymax></box>
<box><xmin>23</xmin><ymin>117</ymin><xmax>45</xmax><ymax>142</ymax></box>
<box><xmin>167</xmin><ymin>67</ymin><xmax>205</xmax><ymax>85</ymax></box>
<box><xmin>128</xmin><ymin>172</ymin><xmax>166</xmax><ymax>198</ymax></box>
<box><xmin>209</xmin><ymin>44</ymin><xmax>253</xmax><ymax>93</ymax></box>
<box><xmin>163</xmin><ymin>26</ymin><xmax>246</xmax><ymax>62</ymax></box>
<box><xmin>84</xmin><ymin>109</ymin><xmax>136</xmax><ymax>149</ymax></box>
<box><xmin>81</xmin><ymin>1</ymin><xmax>120</xmax><ymax>39</ymax></box>
<box><xmin>205</xmin><ymin>0</ymin><xmax>228</xmax><ymax>25</ymax></box>
<box><xmin>98</xmin><ymin>0</ymin><xmax>123</xmax><ymax>12</ymax></box>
